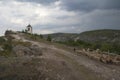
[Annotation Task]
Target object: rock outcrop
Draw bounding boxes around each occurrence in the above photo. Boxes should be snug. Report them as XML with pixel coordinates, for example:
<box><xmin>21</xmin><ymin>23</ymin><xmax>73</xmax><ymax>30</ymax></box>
<box><xmin>13</xmin><ymin>45</ymin><xmax>42</xmax><ymax>57</ymax></box>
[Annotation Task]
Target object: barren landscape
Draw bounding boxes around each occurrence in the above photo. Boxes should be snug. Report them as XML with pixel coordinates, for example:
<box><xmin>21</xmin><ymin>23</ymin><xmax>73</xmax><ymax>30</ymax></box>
<box><xmin>0</xmin><ymin>32</ymin><xmax>119</xmax><ymax>80</ymax></box>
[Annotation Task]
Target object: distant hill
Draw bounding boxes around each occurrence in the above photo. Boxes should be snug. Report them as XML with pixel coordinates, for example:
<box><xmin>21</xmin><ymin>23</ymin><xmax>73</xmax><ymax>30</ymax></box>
<box><xmin>44</xmin><ymin>33</ymin><xmax>78</xmax><ymax>42</ymax></box>
<box><xmin>76</xmin><ymin>29</ymin><xmax>120</xmax><ymax>44</ymax></box>
<box><xmin>44</xmin><ymin>29</ymin><xmax>120</xmax><ymax>44</ymax></box>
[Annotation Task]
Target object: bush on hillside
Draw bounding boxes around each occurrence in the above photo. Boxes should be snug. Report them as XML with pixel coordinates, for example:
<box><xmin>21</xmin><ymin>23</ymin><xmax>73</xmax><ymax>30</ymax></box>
<box><xmin>0</xmin><ymin>37</ymin><xmax>6</xmax><ymax>45</ymax></box>
<box><xmin>47</xmin><ymin>35</ymin><xmax>52</xmax><ymax>42</ymax></box>
<box><xmin>40</xmin><ymin>34</ymin><xmax>43</xmax><ymax>39</ymax></box>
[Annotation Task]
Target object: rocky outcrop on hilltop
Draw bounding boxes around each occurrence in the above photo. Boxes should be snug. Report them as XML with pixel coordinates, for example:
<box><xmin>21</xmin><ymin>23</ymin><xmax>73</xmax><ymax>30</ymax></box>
<box><xmin>0</xmin><ymin>30</ymin><xmax>43</xmax><ymax>57</ymax></box>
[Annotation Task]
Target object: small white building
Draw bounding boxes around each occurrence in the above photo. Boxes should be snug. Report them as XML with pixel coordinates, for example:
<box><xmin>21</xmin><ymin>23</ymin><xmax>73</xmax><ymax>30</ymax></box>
<box><xmin>26</xmin><ymin>24</ymin><xmax>32</xmax><ymax>34</ymax></box>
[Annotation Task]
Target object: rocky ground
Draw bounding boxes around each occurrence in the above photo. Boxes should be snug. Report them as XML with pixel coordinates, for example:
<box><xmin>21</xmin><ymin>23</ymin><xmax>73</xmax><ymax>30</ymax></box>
<box><xmin>0</xmin><ymin>32</ymin><xmax>120</xmax><ymax>80</ymax></box>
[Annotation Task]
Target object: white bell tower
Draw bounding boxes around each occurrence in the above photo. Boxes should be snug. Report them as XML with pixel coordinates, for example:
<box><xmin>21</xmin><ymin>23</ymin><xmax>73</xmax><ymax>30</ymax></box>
<box><xmin>26</xmin><ymin>24</ymin><xmax>32</xmax><ymax>34</ymax></box>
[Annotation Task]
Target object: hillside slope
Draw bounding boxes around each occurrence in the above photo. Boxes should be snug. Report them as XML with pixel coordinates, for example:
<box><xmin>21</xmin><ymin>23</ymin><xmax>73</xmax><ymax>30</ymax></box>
<box><xmin>44</xmin><ymin>33</ymin><xmax>78</xmax><ymax>42</ymax></box>
<box><xmin>44</xmin><ymin>29</ymin><xmax>120</xmax><ymax>43</ymax></box>
<box><xmin>76</xmin><ymin>29</ymin><xmax>120</xmax><ymax>43</ymax></box>
<box><xmin>44</xmin><ymin>29</ymin><xmax>120</xmax><ymax>55</ymax></box>
<box><xmin>0</xmin><ymin>31</ymin><xmax>120</xmax><ymax>80</ymax></box>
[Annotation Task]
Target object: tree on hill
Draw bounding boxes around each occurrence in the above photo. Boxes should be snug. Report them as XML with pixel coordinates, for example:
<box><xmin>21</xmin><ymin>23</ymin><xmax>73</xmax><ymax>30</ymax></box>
<box><xmin>47</xmin><ymin>35</ymin><xmax>52</xmax><ymax>42</ymax></box>
<box><xmin>40</xmin><ymin>34</ymin><xmax>43</xmax><ymax>39</ymax></box>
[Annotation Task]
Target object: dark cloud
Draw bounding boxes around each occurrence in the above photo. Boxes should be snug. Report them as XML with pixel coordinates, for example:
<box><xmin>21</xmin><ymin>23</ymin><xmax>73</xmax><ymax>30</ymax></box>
<box><xmin>16</xmin><ymin>0</ymin><xmax>120</xmax><ymax>12</ymax></box>
<box><xmin>17</xmin><ymin>0</ymin><xmax>58</xmax><ymax>5</ymax></box>
<box><xmin>33</xmin><ymin>9</ymin><xmax>120</xmax><ymax>33</ymax></box>
<box><xmin>60</xmin><ymin>0</ymin><xmax>120</xmax><ymax>12</ymax></box>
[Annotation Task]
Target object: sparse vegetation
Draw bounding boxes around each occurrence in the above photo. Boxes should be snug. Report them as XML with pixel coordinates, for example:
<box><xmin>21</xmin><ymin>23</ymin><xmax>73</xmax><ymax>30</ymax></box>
<box><xmin>57</xmin><ymin>40</ymin><xmax>120</xmax><ymax>55</ymax></box>
<box><xmin>13</xmin><ymin>40</ymin><xmax>31</xmax><ymax>47</ymax></box>
<box><xmin>40</xmin><ymin>34</ymin><xmax>43</xmax><ymax>39</ymax></box>
<box><xmin>22</xmin><ymin>32</ymin><xmax>44</xmax><ymax>41</ymax></box>
<box><xmin>47</xmin><ymin>35</ymin><xmax>52</xmax><ymax>42</ymax></box>
<box><xmin>0</xmin><ymin>37</ymin><xmax>12</xmax><ymax>57</ymax></box>
<box><xmin>0</xmin><ymin>37</ymin><xmax>6</xmax><ymax>45</ymax></box>
<box><xmin>0</xmin><ymin>36</ymin><xmax>32</xmax><ymax>57</ymax></box>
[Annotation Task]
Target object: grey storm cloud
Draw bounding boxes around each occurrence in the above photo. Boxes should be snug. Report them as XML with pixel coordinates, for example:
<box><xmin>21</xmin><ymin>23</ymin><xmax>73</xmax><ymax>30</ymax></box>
<box><xmin>16</xmin><ymin>0</ymin><xmax>58</xmax><ymax>5</ymax></box>
<box><xmin>16</xmin><ymin>0</ymin><xmax>120</xmax><ymax>12</ymax></box>
<box><xmin>60</xmin><ymin>0</ymin><xmax>120</xmax><ymax>12</ymax></box>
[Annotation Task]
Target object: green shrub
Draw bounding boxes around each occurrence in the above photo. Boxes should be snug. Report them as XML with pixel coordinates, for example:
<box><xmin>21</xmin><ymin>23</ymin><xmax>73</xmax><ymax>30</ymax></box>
<box><xmin>40</xmin><ymin>34</ymin><xmax>43</xmax><ymax>39</ymax></box>
<box><xmin>0</xmin><ymin>42</ymin><xmax>12</xmax><ymax>57</ymax></box>
<box><xmin>3</xmin><ymin>43</ymin><xmax>12</xmax><ymax>52</ymax></box>
<box><xmin>100</xmin><ymin>43</ymin><xmax>112</xmax><ymax>52</ymax></box>
<box><xmin>13</xmin><ymin>41</ymin><xmax>31</xmax><ymax>47</ymax></box>
<box><xmin>0</xmin><ymin>37</ymin><xmax>6</xmax><ymax>45</ymax></box>
<box><xmin>111</xmin><ymin>44</ymin><xmax>120</xmax><ymax>55</ymax></box>
<box><xmin>47</xmin><ymin>35</ymin><xmax>52</xmax><ymax>42</ymax></box>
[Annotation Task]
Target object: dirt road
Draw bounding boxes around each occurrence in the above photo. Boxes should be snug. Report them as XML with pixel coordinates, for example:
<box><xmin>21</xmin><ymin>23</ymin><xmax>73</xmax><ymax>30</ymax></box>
<box><xmin>12</xmin><ymin>33</ymin><xmax>120</xmax><ymax>80</ymax></box>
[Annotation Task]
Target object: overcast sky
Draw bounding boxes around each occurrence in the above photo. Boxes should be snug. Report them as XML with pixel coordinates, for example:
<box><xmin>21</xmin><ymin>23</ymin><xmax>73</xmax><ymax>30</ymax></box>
<box><xmin>0</xmin><ymin>0</ymin><xmax>120</xmax><ymax>35</ymax></box>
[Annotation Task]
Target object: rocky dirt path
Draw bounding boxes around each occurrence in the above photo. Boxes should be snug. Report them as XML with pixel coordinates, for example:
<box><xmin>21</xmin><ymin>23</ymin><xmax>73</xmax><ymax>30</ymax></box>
<box><xmin>32</xmin><ymin>41</ymin><xmax>120</xmax><ymax>80</ymax></box>
<box><xmin>12</xmin><ymin>33</ymin><xmax>120</xmax><ymax>80</ymax></box>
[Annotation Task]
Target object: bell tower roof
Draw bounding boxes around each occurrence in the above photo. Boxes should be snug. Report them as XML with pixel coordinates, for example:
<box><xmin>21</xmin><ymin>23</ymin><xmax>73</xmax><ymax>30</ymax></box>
<box><xmin>27</xmin><ymin>24</ymin><xmax>32</xmax><ymax>28</ymax></box>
